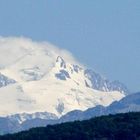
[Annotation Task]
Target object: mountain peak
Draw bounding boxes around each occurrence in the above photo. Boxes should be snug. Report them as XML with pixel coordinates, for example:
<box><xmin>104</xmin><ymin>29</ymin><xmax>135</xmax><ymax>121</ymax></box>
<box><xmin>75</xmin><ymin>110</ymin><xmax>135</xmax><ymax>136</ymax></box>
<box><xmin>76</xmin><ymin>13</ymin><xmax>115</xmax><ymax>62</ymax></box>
<box><xmin>56</xmin><ymin>56</ymin><xmax>66</xmax><ymax>68</ymax></box>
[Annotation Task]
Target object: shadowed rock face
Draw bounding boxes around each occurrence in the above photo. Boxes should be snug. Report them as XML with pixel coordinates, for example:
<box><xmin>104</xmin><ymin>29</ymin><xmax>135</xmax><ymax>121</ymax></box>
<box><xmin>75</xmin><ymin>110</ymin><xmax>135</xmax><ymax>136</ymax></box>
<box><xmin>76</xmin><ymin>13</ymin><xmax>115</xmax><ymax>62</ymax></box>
<box><xmin>56</xmin><ymin>56</ymin><xmax>66</xmax><ymax>68</ymax></box>
<box><xmin>0</xmin><ymin>73</ymin><xmax>16</xmax><ymax>88</ymax></box>
<box><xmin>20</xmin><ymin>67</ymin><xmax>44</xmax><ymax>81</ymax></box>
<box><xmin>55</xmin><ymin>70</ymin><xmax>70</xmax><ymax>80</ymax></box>
<box><xmin>84</xmin><ymin>69</ymin><xmax>129</xmax><ymax>94</ymax></box>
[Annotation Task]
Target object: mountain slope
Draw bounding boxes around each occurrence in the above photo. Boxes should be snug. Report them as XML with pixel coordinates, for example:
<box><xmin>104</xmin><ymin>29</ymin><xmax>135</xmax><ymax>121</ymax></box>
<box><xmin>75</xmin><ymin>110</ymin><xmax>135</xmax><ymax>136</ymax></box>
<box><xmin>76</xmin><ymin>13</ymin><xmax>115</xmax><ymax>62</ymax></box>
<box><xmin>59</xmin><ymin>92</ymin><xmax>140</xmax><ymax>122</ymax></box>
<box><xmin>0</xmin><ymin>92</ymin><xmax>139</xmax><ymax>135</ymax></box>
<box><xmin>0</xmin><ymin>37</ymin><xmax>127</xmax><ymax>117</ymax></box>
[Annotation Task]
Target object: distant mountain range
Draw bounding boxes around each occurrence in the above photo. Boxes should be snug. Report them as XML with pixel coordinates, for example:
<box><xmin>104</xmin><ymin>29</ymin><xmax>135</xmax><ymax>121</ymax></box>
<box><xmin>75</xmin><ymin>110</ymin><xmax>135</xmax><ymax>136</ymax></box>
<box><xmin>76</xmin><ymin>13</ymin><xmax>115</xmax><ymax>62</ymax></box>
<box><xmin>0</xmin><ymin>112</ymin><xmax>140</xmax><ymax>140</ymax></box>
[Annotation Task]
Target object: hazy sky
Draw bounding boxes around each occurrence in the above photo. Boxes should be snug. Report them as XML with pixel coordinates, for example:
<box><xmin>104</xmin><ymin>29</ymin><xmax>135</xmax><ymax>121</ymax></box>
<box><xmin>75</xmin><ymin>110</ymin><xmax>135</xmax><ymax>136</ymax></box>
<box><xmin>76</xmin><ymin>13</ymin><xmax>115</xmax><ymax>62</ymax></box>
<box><xmin>0</xmin><ymin>0</ymin><xmax>140</xmax><ymax>92</ymax></box>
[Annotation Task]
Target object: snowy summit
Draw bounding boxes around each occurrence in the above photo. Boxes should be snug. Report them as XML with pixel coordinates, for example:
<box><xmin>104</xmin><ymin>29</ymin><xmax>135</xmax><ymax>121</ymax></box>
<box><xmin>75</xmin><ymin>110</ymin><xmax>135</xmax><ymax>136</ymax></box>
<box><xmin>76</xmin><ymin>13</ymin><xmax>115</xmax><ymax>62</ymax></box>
<box><xmin>0</xmin><ymin>37</ymin><xmax>127</xmax><ymax>117</ymax></box>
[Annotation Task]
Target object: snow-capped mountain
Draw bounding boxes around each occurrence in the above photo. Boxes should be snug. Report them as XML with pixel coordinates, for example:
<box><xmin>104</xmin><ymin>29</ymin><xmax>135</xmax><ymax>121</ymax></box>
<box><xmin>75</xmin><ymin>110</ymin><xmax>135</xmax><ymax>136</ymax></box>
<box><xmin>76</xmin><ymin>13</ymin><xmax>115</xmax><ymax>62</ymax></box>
<box><xmin>0</xmin><ymin>37</ymin><xmax>127</xmax><ymax>117</ymax></box>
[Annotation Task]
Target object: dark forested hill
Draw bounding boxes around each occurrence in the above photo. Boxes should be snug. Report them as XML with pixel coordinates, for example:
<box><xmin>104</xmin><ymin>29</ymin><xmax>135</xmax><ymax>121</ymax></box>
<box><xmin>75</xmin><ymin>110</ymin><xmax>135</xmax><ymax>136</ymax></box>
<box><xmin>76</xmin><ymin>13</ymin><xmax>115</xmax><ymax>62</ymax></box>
<box><xmin>0</xmin><ymin>112</ymin><xmax>140</xmax><ymax>140</ymax></box>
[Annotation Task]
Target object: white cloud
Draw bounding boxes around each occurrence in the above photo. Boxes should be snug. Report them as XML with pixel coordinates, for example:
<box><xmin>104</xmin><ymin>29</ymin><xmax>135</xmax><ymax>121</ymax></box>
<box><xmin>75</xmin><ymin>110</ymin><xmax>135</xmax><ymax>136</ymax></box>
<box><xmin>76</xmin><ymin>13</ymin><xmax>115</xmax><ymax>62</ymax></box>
<box><xmin>0</xmin><ymin>36</ymin><xmax>83</xmax><ymax>68</ymax></box>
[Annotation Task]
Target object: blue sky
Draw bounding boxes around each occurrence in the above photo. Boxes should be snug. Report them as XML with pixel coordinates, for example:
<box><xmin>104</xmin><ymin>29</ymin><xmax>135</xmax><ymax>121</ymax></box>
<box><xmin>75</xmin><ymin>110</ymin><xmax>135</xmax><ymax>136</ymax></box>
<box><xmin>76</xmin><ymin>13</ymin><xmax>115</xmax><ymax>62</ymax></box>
<box><xmin>0</xmin><ymin>0</ymin><xmax>140</xmax><ymax>92</ymax></box>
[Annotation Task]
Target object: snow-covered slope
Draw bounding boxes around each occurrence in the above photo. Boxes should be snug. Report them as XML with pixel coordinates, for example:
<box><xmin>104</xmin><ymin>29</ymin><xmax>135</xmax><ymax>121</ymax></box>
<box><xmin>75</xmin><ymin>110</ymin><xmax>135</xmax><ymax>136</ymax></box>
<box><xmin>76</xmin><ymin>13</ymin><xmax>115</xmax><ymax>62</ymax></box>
<box><xmin>0</xmin><ymin>37</ymin><xmax>126</xmax><ymax>117</ymax></box>
<box><xmin>59</xmin><ymin>92</ymin><xmax>140</xmax><ymax>122</ymax></box>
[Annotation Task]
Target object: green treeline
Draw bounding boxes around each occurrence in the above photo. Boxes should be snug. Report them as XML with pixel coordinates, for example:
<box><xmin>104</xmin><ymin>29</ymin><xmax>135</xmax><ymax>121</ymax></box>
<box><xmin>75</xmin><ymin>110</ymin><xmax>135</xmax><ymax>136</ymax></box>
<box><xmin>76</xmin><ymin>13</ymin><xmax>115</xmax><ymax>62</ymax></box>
<box><xmin>0</xmin><ymin>112</ymin><xmax>140</xmax><ymax>140</ymax></box>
